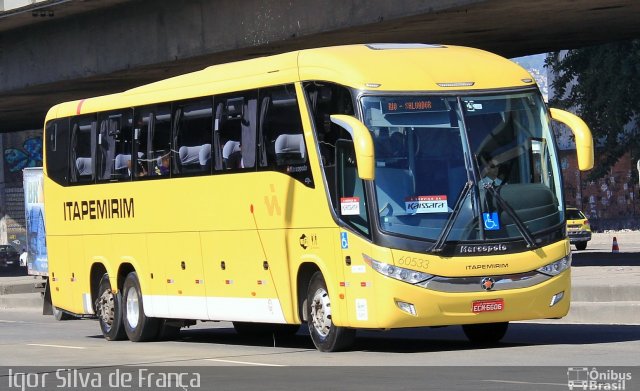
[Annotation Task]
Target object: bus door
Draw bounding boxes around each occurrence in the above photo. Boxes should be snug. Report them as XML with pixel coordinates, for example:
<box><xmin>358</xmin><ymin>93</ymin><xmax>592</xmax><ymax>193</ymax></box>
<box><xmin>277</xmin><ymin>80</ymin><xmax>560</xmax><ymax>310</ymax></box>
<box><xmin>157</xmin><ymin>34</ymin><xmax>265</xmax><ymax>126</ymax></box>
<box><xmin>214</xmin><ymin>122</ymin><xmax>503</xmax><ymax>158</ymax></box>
<box><xmin>335</xmin><ymin>140</ymin><xmax>376</xmax><ymax>326</ymax></box>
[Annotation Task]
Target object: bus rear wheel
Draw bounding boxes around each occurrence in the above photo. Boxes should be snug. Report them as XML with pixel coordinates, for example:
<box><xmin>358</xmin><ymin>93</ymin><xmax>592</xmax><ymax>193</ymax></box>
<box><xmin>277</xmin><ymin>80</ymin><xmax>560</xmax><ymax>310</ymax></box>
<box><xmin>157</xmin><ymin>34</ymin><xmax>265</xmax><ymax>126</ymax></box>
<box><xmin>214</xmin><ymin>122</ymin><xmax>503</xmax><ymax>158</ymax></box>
<box><xmin>122</xmin><ymin>272</ymin><xmax>160</xmax><ymax>342</ymax></box>
<box><xmin>462</xmin><ymin>322</ymin><xmax>509</xmax><ymax>344</ymax></box>
<box><xmin>306</xmin><ymin>272</ymin><xmax>355</xmax><ymax>352</ymax></box>
<box><xmin>96</xmin><ymin>273</ymin><xmax>126</xmax><ymax>340</ymax></box>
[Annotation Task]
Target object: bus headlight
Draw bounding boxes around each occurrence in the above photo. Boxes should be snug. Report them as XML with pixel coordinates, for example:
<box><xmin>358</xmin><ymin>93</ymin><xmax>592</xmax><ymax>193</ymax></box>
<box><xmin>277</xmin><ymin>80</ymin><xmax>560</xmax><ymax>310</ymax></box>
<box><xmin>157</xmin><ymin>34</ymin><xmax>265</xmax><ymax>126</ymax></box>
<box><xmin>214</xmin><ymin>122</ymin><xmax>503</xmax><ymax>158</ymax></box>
<box><xmin>537</xmin><ymin>254</ymin><xmax>571</xmax><ymax>276</ymax></box>
<box><xmin>363</xmin><ymin>254</ymin><xmax>432</xmax><ymax>284</ymax></box>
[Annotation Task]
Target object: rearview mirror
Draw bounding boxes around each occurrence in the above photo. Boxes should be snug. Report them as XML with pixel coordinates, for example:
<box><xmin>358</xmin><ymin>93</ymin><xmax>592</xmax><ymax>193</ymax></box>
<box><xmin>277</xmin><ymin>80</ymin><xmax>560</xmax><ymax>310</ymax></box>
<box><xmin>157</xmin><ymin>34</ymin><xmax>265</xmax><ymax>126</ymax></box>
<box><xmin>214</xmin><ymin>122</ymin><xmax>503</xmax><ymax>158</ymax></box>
<box><xmin>550</xmin><ymin>108</ymin><xmax>594</xmax><ymax>171</ymax></box>
<box><xmin>330</xmin><ymin>115</ymin><xmax>375</xmax><ymax>180</ymax></box>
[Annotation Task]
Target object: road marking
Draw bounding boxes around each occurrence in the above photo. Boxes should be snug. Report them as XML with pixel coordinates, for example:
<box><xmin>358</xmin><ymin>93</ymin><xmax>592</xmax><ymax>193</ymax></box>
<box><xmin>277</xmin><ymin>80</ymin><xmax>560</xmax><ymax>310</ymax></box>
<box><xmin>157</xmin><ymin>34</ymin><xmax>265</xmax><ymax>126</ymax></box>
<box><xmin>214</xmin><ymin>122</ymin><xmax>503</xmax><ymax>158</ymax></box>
<box><xmin>27</xmin><ymin>343</ymin><xmax>86</xmax><ymax>350</ymax></box>
<box><xmin>481</xmin><ymin>380</ymin><xmax>566</xmax><ymax>387</ymax></box>
<box><xmin>0</xmin><ymin>320</ymin><xmax>23</xmax><ymax>323</ymax></box>
<box><xmin>204</xmin><ymin>359</ymin><xmax>286</xmax><ymax>367</ymax></box>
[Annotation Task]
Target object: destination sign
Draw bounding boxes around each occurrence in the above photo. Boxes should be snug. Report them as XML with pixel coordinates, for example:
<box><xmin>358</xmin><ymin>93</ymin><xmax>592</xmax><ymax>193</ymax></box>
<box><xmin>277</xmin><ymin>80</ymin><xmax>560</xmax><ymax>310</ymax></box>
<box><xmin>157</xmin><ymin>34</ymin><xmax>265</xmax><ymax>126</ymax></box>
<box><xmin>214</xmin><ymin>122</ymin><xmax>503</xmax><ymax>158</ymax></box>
<box><xmin>381</xmin><ymin>97</ymin><xmax>447</xmax><ymax>114</ymax></box>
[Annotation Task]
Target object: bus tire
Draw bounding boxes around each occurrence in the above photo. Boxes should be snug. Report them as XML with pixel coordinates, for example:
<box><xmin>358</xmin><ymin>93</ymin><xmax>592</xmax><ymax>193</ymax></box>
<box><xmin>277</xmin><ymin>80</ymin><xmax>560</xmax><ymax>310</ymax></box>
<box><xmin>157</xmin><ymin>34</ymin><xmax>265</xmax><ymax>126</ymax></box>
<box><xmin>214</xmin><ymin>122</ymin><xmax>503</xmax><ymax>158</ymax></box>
<box><xmin>306</xmin><ymin>271</ymin><xmax>355</xmax><ymax>352</ymax></box>
<box><xmin>462</xmin><ymin>322</ymin><xmax>509</xmax><ymax>344</ymax></box>
<box><xmin>575</xmin><ymin>242</ymin><xmax>587</xmax><ymax>251</ymax></box>
<box><xmin>96</xmin><ymin>273</ymin><xmax>126</xmax><ymax>341</ymax></box>
<box><xmin>122</xmin><ymin>272</ymin><xmax>160</xmax><ymax>342</ymax></box>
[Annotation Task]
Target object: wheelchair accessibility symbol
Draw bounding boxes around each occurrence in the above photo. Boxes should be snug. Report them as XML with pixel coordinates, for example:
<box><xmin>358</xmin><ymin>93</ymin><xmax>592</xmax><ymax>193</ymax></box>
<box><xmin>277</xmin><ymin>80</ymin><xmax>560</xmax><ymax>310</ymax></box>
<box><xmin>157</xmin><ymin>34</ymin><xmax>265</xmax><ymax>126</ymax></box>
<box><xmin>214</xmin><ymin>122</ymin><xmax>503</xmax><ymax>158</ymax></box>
<box><xmin>340</xmin><ymin>232</ymin><xmax>349</xmax><ymax>249</ymax></box>
<box><xmin>482</xmin><ymin>212</ymin><xmax>500</xmax><ymax>230</ymax></box>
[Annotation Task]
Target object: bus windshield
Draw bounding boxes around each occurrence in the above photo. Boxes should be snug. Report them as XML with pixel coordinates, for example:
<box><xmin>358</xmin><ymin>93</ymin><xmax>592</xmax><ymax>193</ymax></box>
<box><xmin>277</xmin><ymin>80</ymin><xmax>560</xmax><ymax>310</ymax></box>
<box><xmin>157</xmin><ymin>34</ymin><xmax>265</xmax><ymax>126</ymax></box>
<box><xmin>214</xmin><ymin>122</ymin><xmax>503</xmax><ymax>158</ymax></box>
<box><xmin>361</xmin><ymin>91</ymin><xmax>563</xmax><ymax>243</ymax></box>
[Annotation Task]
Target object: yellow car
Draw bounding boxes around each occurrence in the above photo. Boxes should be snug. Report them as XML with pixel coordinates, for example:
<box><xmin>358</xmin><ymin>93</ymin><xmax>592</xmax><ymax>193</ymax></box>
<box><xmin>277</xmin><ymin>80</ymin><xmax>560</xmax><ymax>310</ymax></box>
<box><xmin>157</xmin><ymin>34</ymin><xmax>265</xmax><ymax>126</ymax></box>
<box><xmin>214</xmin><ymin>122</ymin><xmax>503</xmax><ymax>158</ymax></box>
<box><xmin>566</xmin><ymin>207</ymin><xmax>592</xmax><ymax>250</ymax></box>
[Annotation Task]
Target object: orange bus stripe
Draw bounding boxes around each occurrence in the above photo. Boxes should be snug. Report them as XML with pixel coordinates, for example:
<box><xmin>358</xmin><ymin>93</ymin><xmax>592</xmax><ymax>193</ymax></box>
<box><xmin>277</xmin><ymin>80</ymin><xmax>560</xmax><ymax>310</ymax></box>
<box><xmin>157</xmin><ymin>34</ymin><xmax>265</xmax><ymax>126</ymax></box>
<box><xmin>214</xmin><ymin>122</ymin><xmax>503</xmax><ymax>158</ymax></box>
<box><xmin>76</xmin><ymin>99</ymin><xmax>86</xmax><ymax>115</ymax></box>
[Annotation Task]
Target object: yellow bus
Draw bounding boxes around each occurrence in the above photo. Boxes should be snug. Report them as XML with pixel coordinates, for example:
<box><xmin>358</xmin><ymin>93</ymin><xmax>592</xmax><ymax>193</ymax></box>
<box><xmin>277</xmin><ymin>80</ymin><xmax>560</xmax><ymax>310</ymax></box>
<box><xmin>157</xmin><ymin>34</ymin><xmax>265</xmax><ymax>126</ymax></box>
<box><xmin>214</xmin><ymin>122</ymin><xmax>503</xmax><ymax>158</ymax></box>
<box><xmin>43</xmin><ymin>43</ymin><xmax>593</xmax><ymax>352</ymax></box>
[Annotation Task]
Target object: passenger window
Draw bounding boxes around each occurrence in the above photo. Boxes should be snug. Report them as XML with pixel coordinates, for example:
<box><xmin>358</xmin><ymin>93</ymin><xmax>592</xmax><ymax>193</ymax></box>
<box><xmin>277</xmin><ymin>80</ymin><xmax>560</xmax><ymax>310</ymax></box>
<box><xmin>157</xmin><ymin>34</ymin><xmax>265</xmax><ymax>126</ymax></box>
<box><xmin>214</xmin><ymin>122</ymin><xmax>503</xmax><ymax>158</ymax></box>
<box><xmin>131</xmin><ymin>109</ymin><xmax>149</xmax><ymax>178</ymax></box>
<box><xmin>259</xmin><ymin>85</ymin><xmax>313</xmax><ymax>187</ymax></box>
<box><xmin>214</xmin><ymin>91</ymin><xmax>258</xmax><ymax>171</ymax></box>
<box><xmin>134</xmin><ymin>105</ymin><xmax>172</xmax><ymax>178</ymax></box>
<box><xmin>45</xmin><ymin>118</ymin><xmax>69</xmax><ymax>185</ymax></box>
<box><xmin>69</xmin><ymin>115</ymin><xmax>97</xmax><ymax>184</ymax></box>
<box><xmin>97</xmin><ymin>110</ymin><xmax>134</xmax><ymax>181</ymax></box>
<box><xmin>173</xmin><ymin>99</ymin><xmax>214</xmax><ymax>176</ymax></box>
<box><xmin>304</xmin><ymin>82</ymin><xmax>355</xmax><ymax>203</ymax></box>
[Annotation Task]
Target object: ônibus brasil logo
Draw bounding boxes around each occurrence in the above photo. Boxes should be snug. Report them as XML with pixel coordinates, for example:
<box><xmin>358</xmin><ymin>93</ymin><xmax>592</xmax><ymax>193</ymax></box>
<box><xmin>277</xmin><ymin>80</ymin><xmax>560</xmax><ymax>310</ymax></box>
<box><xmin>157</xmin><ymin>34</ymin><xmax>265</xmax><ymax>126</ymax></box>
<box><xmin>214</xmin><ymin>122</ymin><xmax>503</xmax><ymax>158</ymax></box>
<box><xmin>567</xmin><ymin>367</ymin><xmax>632</xmax><ymax>390</ymax></box>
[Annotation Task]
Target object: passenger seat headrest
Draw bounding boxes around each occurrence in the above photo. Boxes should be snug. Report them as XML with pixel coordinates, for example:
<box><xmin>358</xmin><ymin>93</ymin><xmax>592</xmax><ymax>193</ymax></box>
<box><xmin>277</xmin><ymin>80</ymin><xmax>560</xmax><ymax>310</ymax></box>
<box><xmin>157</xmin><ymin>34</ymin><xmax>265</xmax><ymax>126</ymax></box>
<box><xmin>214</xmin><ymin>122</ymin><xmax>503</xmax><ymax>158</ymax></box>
<box><xmin>222</xmin><ymin>140</ymin><xmax>241</xmax><ymax>159</ymax></box>
<box><xmin>275</xmin><ymin>134</ymin><xmax>305</xmax><ymax>160</ymax></box>
<box><xmin>179</xmin><ymin>145</ymin><xmax>202</xmax><ymax>165</ymax></box>
<box><xmin>76</xmin><ymin>157</ymin><xmax>92</xmax><ymax>176</ymax></box>
<box><xmin>199</xmin><ymin>144</ymin><xmax>212</xmax><ymax>166</ymax></box>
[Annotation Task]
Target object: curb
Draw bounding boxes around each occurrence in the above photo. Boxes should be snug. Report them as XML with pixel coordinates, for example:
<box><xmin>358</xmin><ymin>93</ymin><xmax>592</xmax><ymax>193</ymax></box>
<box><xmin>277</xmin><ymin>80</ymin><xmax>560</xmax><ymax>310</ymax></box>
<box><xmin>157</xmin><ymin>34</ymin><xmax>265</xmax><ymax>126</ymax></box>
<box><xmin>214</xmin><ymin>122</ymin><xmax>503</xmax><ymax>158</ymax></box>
<box><xmin>0</xmin><ymin>282</ymin><xmax>41</xmax><ymax>295</ymax></box>
<box><xmin>559</xmin><ymin>301</ymin><xmax>640</xmax><ymax>324</ymax></box>
<box><xmin>0</xmin><ymin>293</ymin><xmax>43</xmax><ymax>310</ymax></box>
<box><xmin>572</xmin><ymin>284</ymin><xmax>640</xmax><ymax>302</ymax></box>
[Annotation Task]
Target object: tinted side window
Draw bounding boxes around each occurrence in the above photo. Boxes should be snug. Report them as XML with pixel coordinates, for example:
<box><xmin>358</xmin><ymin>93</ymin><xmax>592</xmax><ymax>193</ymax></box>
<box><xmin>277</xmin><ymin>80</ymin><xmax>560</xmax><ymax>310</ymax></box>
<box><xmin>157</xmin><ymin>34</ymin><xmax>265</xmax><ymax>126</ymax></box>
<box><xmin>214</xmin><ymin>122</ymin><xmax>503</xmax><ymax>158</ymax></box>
<box><xmin>97</xmin><ymin>109</ymin><xmax>134</xmax><ymax>181</ymax></box>
<box><xmin>259</xmin><ymin>85</ymin><xmax>313</xmax><ymax>187</ymax></box>
<box><xmin>69</xmin><ymin>115</ymin><xmax>97</xmax><ymax>184</ymax></box>
<box><xmin>45</xmin><ymin>118</ymin><xmax>69</xmax><ymax>185</ymax></box>
<box><xmin>303</xmin><ymin>82</ymin><xmax>355</xmax><ymax>204</ymax></box>
<box><xmin>132</xmin><ymin>108</ymin><xmax>150</xmax><ymax>178</ymax></box>
<box><xmin>135</xmin><ymin>105</ymin><xmax>172</xmax><ymax>178</ymax></box>
<box><xmin>215</xmin><ymin>91</ymin><xmax>258</xmax><ymax>171</ymax></box>
<box><xmin>173</xmin><ymin>99</ymin><xmax>213</xmax><ymax>176</ymax></box>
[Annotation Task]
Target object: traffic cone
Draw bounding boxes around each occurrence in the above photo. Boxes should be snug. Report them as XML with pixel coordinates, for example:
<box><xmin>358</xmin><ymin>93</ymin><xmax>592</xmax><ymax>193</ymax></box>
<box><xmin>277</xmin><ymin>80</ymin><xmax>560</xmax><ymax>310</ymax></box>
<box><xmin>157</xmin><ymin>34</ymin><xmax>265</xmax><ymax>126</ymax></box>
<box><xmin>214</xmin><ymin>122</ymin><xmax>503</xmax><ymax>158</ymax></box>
<box><xmin>611</xmin><ymin>237</ymin><xmax>619</xmax><ymax>253</ymax></box>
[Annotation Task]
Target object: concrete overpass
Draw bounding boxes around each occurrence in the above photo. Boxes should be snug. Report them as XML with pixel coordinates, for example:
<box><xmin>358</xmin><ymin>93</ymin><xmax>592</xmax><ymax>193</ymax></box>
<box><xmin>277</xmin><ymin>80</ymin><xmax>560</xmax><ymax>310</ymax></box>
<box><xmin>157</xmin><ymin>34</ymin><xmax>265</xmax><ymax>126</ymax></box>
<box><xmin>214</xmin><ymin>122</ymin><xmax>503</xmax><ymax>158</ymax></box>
<box><xmin>1</xmin><ymin>0</ymin><xmax>640</xmax><ymax>131</ymax></box>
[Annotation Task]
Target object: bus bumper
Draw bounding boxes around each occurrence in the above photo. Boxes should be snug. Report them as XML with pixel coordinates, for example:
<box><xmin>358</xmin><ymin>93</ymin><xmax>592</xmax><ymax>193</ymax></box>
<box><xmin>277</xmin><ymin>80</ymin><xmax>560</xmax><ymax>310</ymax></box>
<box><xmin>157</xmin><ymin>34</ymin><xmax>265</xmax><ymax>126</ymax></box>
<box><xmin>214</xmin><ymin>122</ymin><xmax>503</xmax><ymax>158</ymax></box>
<box><xmin>355</xmin><ymin>268</ymin><xmax>571</xmax><ymax>329</ymax></box>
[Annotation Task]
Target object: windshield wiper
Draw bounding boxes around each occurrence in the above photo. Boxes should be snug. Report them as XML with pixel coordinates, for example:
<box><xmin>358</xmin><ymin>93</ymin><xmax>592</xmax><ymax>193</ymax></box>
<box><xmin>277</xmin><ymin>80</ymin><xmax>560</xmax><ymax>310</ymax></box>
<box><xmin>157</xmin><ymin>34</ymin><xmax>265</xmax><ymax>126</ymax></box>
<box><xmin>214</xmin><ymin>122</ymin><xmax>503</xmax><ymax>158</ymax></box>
<box><xmin>429</xmin><ymin>181</ymin><xmax>472</xmax><ymax>253</ymax></box>
<box><xmin>484</xmin><ymin>184</ymin><xmax>538</xmax><ymax>248</ymax></box>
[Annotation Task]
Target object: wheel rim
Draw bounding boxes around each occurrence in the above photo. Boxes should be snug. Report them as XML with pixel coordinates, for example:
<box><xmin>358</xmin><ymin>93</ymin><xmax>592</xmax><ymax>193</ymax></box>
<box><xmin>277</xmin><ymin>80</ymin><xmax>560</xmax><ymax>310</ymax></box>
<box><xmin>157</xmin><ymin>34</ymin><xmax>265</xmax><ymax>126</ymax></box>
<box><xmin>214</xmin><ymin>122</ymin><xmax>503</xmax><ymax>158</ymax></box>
<box><xmin>310</xmin><ymin>287</ymin><xmax>332</xmax><ymax>338</ymax></box>
<box><xmin>98</xmin><ymin>289</ymin><xmax>115</xmax><ymax>331</ymax></box>
<box><xmin>125</xmin><ymin>287</ymin><xmax>139</xmax><ymax>329</ymax></box>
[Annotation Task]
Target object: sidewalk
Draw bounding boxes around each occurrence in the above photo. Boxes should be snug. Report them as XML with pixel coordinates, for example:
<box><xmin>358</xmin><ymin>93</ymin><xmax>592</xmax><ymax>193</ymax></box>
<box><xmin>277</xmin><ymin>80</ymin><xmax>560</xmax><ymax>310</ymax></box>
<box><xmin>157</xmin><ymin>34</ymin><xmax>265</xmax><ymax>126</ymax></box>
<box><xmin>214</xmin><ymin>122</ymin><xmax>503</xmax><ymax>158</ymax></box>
<box><xmin>0</xmin><ymin>271</ymin><xmax>45</xmax><ymax>310</ymax></box>
<box><xmin>562</xmin><ymin>265</ymin><xmax>640</xmax><ymax>324</ymax></box>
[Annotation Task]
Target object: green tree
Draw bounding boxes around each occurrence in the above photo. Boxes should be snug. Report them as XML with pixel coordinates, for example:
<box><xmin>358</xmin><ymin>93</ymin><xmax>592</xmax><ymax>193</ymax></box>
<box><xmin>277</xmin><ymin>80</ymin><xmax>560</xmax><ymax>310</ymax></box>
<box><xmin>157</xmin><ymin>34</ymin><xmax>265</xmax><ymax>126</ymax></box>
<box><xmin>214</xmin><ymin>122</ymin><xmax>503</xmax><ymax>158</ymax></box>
<box><xmin>548</xmin><ymin>39</ymin><xmax>640</xmax><ymax>180</ymax></box>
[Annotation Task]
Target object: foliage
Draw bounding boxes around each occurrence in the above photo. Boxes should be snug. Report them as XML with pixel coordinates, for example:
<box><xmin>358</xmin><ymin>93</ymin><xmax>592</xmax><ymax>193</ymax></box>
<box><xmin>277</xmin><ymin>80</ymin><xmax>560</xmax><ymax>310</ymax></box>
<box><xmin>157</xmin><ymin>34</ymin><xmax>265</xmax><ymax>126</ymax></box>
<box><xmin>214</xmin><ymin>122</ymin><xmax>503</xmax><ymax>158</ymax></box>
<box><xmin>547</xmin><ymin>39</ymin><xmax>640</xmax><ymax>180</ymax></box>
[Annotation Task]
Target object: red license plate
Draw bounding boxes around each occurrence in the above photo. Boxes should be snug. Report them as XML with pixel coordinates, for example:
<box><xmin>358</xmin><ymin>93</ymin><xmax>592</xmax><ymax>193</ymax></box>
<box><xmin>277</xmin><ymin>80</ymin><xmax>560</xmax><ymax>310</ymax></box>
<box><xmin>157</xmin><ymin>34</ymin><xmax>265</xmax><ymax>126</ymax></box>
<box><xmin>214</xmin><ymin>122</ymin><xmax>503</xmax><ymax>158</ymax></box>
<box><xmin>472</xmin><ymin>299</ymin><xmax>504</xmax><ymax>313</ymax></box>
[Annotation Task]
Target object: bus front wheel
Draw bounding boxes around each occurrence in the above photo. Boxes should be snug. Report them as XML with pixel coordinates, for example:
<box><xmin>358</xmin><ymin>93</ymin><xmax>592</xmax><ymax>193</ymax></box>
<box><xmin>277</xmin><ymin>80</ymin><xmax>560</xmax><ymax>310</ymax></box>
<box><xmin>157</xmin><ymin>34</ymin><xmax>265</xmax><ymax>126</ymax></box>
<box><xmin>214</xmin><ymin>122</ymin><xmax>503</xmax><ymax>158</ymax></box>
<box><xmin>122</xmin><ymin>272</ymin><xmax>160</xmax><ymax>342</ymax></box>
<box><xmin>306</xmin><ymin>272</ymin><xmax>355</xmax><ymax>352</ymax></box>
<box><xmin>462</xmin><ymin>322</ymin><xmax>509</xmax><ymax>344</ymax></box>
<box><xmin>96</xmin><ymin>273</ymin><xmax>126</xmax><ymax>341</ymax></box>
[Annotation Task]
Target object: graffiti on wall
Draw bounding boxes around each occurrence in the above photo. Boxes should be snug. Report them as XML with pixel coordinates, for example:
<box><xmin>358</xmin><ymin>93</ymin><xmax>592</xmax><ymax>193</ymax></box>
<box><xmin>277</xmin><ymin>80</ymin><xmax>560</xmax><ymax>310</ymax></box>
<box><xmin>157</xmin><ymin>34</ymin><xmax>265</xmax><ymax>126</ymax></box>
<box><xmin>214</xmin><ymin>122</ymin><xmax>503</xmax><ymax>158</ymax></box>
<box><xmin>1</xmin><ymin>130</ymin><xmax>43</xmax><ymax>247</ymax></box>
<box><xmin>4</xmin><ymin>137</ymin><xmax>43</xmax><ymax>178</ymax></box>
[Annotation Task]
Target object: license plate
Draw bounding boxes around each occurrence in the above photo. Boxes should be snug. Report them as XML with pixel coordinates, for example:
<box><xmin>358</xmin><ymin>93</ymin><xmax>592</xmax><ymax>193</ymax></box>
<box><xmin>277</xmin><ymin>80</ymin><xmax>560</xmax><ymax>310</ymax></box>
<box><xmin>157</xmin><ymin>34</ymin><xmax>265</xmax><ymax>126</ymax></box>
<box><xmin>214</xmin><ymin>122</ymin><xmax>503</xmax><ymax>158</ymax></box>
<box><xmin>472</xmin><ymin>299</ymin><xmax>504</xmax><ymax>313</ymax></box>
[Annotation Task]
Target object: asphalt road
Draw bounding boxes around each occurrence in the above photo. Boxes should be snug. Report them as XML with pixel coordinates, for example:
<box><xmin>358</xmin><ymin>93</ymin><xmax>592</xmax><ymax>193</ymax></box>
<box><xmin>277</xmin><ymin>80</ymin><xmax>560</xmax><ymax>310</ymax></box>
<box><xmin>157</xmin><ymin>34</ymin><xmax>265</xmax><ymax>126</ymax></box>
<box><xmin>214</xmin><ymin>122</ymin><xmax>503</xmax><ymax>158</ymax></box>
<box><xmin>1</xmin><ymin>232</ymin><xmax>638</xmax><ymax>390</ymax></box>
<box><xmin>0</xmin><ymin>308</ymin><xmax>639</xmax><ymax>390</ymax></box>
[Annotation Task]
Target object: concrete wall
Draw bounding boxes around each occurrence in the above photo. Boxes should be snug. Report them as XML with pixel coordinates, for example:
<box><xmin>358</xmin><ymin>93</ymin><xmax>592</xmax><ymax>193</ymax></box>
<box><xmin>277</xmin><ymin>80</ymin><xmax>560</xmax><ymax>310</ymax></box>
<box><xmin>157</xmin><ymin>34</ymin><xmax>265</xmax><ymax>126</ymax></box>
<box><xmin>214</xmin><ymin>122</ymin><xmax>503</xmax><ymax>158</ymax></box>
<box><xmin>0</xmin><ymin>0</ymin><xmax>477</xmax><ymax>91</ymax></box>
<box><xmin>2</xmin><ymin>0</ymin><xmax>640</xmax><ymax>131</ymax></box>
<box><xmin>1</xmin><ymin>0</ymin><xmax>46</xmax><ymax>12</ymax></box>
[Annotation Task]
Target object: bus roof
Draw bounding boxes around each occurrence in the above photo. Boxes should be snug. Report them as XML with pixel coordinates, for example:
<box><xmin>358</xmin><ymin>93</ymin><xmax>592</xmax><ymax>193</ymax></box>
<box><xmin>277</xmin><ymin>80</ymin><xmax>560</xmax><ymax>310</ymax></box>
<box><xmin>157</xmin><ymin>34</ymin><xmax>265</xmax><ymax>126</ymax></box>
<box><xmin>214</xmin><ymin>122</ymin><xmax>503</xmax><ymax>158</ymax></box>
<box><xmin>48</xmin><ymin>43</ymin><xmax>535</xmax><ymax>120</ymax></box>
